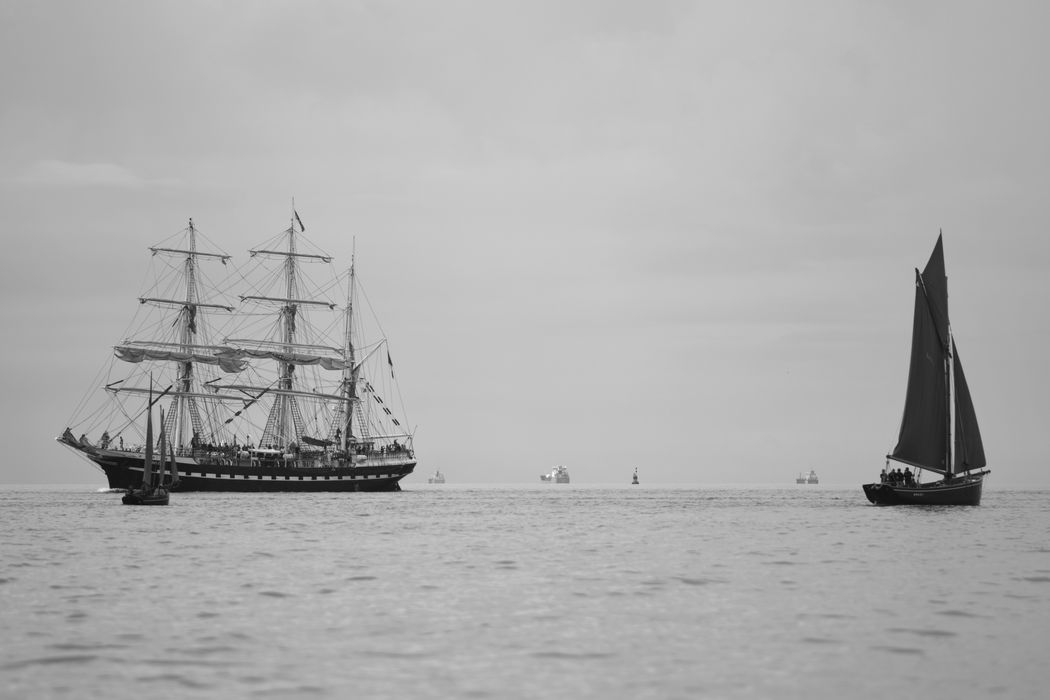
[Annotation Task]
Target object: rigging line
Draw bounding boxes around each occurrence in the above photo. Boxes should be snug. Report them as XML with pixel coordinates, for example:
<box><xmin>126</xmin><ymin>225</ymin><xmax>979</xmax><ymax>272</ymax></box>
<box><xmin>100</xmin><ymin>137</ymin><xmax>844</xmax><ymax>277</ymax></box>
<box><xmin>108</xmin><ymin>393</ymin><xmax>140</xmax><ymax>442</ymax></box>
<box><xmin>191</xmin><ymin>266</ymin><xmax>237</xmax><ymax>309</ymax></box>
<box><xmin>67</xmin><ymin>398</ymin><xmax>110</xmax><ymax>435</ymax></box>
<box><xmin>186</xmin><ymin>223</ymin><xmax>233</xmax><ymax>260</ymax></box>
<box><xmin>66</xmin><ymin>355</ymin><xmax>113</xmax><ymax>428</ymax></box>
<box><xmin>117</xmin><ymin>255</ymin><xmax>161</xmax><ymax>342</ymax></box>
<box><xmin>354</xmin><ymin>274</ymin><xmax>394</xmax><ymax>352</ymax></box>
<box><xmin>307</xmin><ymin>266</ymin><xmax>344</xmax><ymax>302</ymax></box>
<box><xmin>392</xmin><ymin>369</ymin><xmax>412</xmax><ymax>429</ymax></box>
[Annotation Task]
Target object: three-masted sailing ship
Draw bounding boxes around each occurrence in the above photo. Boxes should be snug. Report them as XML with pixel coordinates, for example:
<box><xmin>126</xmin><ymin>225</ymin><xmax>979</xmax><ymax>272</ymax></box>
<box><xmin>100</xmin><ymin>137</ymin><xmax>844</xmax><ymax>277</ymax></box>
<box><xmin>863</xmin><ymin>234</ymin><xmax>988</xmax><ymax>506</ymax></box>
<box><xmin>58</xmin><ymin>214</ymin><xmax>416</xmax><ymax>492</ymax></box>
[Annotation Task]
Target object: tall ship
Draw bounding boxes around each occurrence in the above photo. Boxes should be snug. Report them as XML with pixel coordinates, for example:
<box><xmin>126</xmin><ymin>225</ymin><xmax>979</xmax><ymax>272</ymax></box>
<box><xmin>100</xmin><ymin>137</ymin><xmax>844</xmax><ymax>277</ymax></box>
<box><xmin>58</xmin><ymin>213</ymin><xmax>416</xmax><ymax>491</ymax></box>
<box><xmin>863</xmin><ymin>233</ymin><xmax>988</xmax><ymax>505</ymax></box>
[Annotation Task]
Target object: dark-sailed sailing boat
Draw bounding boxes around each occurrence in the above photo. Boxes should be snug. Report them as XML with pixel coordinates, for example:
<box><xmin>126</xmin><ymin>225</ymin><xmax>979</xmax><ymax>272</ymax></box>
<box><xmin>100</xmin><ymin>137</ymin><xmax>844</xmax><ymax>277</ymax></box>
<box><xmin>122</xmin><ymin>389</ymin><xmax>171</xmax><ymax>506</ymax></box>
<box><xmin>59</xmin><ymin>213</ymin><xmax>416</xmax><ymax>492</ymax></box>
<box><xmin>863</xmin><ymin>234</ymin><xmax>989</xmax><ymax>506</ymax></box>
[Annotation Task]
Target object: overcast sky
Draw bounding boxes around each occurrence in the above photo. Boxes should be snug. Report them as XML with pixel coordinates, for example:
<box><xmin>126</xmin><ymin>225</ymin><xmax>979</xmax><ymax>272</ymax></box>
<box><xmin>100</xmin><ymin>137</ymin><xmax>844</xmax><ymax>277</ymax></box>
<box><xmin>2</xmin><ymin>0</ymin><xmax>1048</xmax><ymax>486</ymax></box>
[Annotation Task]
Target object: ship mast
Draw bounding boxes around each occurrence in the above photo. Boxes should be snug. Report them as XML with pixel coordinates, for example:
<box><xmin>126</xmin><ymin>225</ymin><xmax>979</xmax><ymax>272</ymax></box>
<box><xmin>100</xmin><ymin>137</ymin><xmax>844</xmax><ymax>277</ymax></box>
<box><xmin>262</xmin><ymin>218</ymin><xmax>303</xmax><ymax>448</ymax></box>
<box><xmin>280</xmin><ymin>219</ymin><xmax>297</xmax><ymax>444</ymax></box>
<box><xmin>921</xmin><ymin>231</ymin><xmax>954</xmax><ymax>479</ymax></box>
<box><xmin>175</xmin><ymin>219</ymin><xmax>198</xmax><ymax>452</ymax></box>
<box><xmin>943</xmin><ymin>332</ymin><xmax>953</xmax><ymax>479</ymax></box>
<box><xmin>938</xmin><ymin>230</ymin><xmax>953</xmax><ymax>478</ymax></box>
<box><xmin>250</xmin><ymin>214</ymin><xmax>332</xmax><ymax>448</ymax></box>
<box><xmin>341</xmin><ymin>248</ymin><xmax>357</xmax><ymax>452</ymax></box>
<box><xmin>114</xmin><ymin>220</ymin><xmax>234</xmax><ymax>451</ymax></box>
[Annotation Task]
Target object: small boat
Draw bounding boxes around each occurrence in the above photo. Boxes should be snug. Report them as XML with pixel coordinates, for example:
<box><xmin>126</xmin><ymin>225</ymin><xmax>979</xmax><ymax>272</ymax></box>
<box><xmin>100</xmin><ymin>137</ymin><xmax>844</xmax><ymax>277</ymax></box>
<box><xmin>796</xmin><ymin>470</ymin><xmax>818</xmax><ymax>484</ymax></box>
<box><xmin>122</xmin><ymin>388</ymin><xmax>172</xmax><ymax>506</ymax></box>
<box><xmin>631</xmin><ymin>468</ymin><xmax>639</xmax><ymax>485</ymax></box>
<box><xmin>427</xmin><ymin>469</ymin><xmax>445</xmax><ymax>484</ymax></box>
<box><xmin>121</xmin><ymin>489</ymin><xmax>168</xmax><ymax>505</ymax></box>
<box><xmin>540</xmin><ymin>465</ymin><xmax>570</xmax><ymax>483</ymax></box>
<box><xmin>863</xmin><ymin>234</ymin><xmax>989</xmax><ymax>506</ymax></box>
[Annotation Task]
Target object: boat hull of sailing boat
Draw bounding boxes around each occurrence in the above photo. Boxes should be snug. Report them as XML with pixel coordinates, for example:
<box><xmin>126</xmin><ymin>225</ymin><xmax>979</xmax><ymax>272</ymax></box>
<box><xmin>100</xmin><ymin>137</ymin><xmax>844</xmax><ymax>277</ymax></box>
<box><xmin>81</xmin><ymin>449</ymin><xmax>415</xmax><ymax>493</ymax></box>
<box><xmin>121</xmin><ymin>488</ymin><xmax>170</xmax><ymax>506</ymax></box>
<box><xmin>862</xmin><ymin>473</ymin><xmax>987</xmax><ymax>506</ymax></box>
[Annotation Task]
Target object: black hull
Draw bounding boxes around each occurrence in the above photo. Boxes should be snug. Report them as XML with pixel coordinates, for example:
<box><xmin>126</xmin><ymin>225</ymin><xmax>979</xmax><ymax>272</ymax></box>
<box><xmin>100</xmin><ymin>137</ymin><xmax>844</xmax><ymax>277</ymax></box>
<box><xmin>122</xmin><ymin>489</ymin><xmax>169</xmax><ymax>506</ymax></box>
<box><xmin>79</xmin><ymin>449</ymin><xmax>415</xmax><ymax>493</ymax></box>
<box><xmin>862</xmin><ymin>472</ymin><xmax>987</xmax><ymax>506</ymax></box>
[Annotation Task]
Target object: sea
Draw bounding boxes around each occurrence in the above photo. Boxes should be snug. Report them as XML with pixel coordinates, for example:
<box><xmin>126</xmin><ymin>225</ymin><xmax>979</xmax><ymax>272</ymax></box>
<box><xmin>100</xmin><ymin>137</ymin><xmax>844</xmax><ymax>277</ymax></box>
<box><xmin>2</xmin><ymin>483</ymin><xmax>1048</xmax><ymax>700</ymax></box>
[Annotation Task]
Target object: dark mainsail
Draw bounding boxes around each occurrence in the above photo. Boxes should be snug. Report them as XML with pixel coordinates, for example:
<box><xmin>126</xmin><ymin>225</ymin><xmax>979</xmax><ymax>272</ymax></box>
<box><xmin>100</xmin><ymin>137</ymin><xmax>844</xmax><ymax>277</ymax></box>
<box><xmin>891</xmin><ymin>268</ymin><xmax>949</xmax><ymax>473</ymax></box>
<box><xmin>952</xmin><ymin>341</ymin><xmax>986</xmax><ymax>471</ymax></box>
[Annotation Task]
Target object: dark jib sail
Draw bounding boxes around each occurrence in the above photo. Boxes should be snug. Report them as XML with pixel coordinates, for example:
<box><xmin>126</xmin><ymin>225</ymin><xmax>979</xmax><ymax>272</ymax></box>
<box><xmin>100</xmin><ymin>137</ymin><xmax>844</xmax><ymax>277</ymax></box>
<box><xmin>890</xmin><ymin>268</ymin><xmax>949</xmax><ymax>473</ymax></box>
<box><xmin>952</xmin><ymin>341</ymin><xmax>986</xmax><ymax>471</ymax></box>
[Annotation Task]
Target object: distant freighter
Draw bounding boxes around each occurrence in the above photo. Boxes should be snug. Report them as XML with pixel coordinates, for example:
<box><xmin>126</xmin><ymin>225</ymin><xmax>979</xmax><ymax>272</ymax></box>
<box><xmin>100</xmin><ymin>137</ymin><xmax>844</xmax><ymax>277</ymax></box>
<box><xmin>796</xmin><ymin>470</ymin><xmax>818</xmax><ymax>484</ymax></box>
<box><xmin>541</xmin><ymin>465</ymin><xmax>570</xmax><ymax>483</ymax></box>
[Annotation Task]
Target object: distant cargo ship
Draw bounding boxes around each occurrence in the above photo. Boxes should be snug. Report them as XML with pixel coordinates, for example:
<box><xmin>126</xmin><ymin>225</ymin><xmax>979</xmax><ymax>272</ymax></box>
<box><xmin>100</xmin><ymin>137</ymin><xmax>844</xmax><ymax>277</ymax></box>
<box><xmin>541</xmin><ymin>465</ymin><xmax>570</xmax><ymax>483</ymax></box>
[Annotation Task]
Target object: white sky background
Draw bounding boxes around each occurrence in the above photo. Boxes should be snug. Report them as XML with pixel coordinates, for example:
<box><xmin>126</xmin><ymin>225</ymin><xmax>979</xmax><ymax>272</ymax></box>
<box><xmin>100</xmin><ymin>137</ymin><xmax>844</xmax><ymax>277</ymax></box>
<box><xmin>1</xmin><ymin>0</ymin><xmax>1048</xmax><ymax>485</ymax></box>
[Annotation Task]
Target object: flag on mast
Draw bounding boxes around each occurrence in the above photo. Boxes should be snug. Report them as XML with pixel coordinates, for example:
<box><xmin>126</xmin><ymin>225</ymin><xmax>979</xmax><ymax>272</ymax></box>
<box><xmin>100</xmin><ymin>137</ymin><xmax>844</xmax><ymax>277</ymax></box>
<box><xmin>294</xmin><ymin>209</ymin><xmax>305</xmax><ymax>231</ymax></box>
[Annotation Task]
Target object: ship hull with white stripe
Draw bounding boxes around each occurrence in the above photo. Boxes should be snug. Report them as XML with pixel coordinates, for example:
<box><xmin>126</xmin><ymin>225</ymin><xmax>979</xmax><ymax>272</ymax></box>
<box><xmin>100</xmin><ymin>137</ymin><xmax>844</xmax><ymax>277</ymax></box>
<box><xmin>72</xmin><ymin>445</ymin><xmax>414</xmax><ymax>492</ymax></box>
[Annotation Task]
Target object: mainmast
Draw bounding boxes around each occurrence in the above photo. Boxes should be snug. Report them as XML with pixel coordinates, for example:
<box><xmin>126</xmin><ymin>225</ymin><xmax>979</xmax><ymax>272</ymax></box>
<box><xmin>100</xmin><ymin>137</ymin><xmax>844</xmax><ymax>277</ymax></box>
<box><xmin>257</xmin><ymin>219</ymin><xmax>303</xmax><ymax>448</ymax></box>
<box><xmin>340</xmin><ymin>251</ymin><xmax>357</xmax><ymax>452</ymax></box>
<box><xmin>279</xmin><ymin>220</ymin><xmax>297</xmax><ymax>443</ymax></box>
<box><xmin>175</xmin><ymin>219</ymin><xmax>198</xmax><ymax>452</ymax></box>
<box><xmin>935</xmin><ymin>230</ymin><xmax>953</xmax><ymax>478</ymax></box>
<box><xmin>249</xmin><ymin>214</ymin><xmax>334</xmax><ymax>448</ymax></box>
<box><xmin>914</xmin><ymin>268</ymin><xmax>952</xmax><ymax>477</ymax></box>
<box><xmin>945</xmin><ymin>324</ymin><xmax>954</xmax><ymax>478</ymax></box>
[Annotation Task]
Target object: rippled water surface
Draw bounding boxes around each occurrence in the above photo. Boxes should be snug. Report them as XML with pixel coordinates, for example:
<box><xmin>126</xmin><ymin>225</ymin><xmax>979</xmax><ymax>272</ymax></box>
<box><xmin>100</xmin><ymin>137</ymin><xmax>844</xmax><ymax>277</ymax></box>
<box><xmin>2</xmin><ymin>484</ymin><xmax>1049</xmax><ymax>699</ymax></box>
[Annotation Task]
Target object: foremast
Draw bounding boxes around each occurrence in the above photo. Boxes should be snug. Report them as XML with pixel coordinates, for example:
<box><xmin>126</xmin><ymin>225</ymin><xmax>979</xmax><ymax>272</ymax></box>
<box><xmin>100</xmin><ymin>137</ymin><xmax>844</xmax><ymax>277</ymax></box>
<box><xmin>170</xmin><ymin>220</ymin><xmax>206</xmax><ymax>452</ymax></box>
<box><xmin>113</xmin><ymin>219</ymin><xmax>234</xmax><ymax>452</ymax></box>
